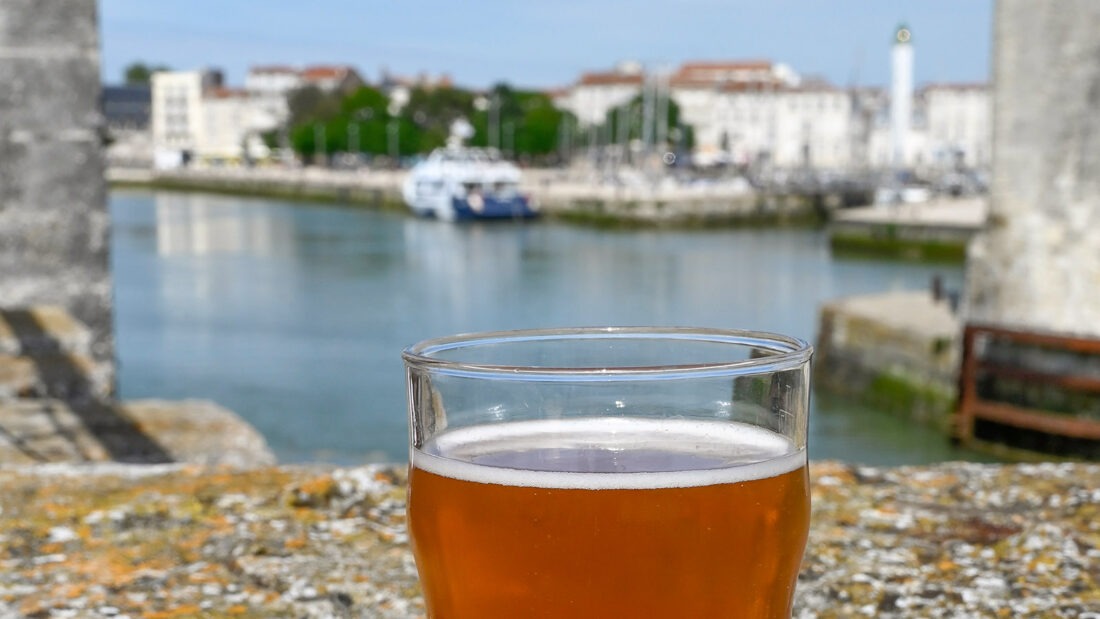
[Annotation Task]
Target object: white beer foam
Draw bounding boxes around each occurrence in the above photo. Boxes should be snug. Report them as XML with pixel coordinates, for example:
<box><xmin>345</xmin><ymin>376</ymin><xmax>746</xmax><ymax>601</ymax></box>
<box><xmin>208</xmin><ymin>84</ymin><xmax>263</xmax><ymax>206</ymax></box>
<box><xmin>412</xmin><ymin>418</ymin><xmax>805</xmax><ymax>490</ymax></box>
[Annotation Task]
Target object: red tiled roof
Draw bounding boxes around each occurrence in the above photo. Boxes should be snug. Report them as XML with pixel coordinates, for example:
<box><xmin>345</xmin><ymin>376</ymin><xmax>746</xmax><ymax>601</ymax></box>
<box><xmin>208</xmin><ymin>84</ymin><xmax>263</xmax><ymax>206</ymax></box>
<box><xmin>577</xmin><ymin>72</ymin><xmax>644</xmax><ymax>86</ymax></box>
<box><xmin>671</xmin><ymin>60</ymin><xmax>779</xmax><ymax>88</ymax></box>
<box><xmin>677</xmin><ymin>60</ymin><xmax>773</xmax><ymax>73</ymax></box>
<box><xmin>300</xmin><ymin>65</ymin><xmax>354</xmax><ymax>80</ymax></box>
<box><xmin>206</xmin><ymin>87</ymin><xmax>249</xmax><ymax>99</ymax></box>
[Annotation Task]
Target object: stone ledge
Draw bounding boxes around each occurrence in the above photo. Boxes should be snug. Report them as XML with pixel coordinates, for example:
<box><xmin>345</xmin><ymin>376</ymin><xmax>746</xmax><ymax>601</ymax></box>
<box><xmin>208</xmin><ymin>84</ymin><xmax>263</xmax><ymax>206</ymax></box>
<box><xmin>0</xmin><ymin>398</ymin><xmax>275</xmax><ymax>466</ymax></box>
<box><xmin>0</xmin><ymin>461</ymin><xmax>1096</xmax><ymax>618</ymax></box>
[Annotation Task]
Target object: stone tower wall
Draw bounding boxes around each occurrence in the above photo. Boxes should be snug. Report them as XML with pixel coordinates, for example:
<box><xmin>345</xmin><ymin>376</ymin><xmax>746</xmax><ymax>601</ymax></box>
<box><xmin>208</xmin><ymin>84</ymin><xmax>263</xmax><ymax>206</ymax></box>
<box><xmin>0</xmin><ymin>1</ymin><xmax>112</xmax><ymax>377</ymax></box>
<box><xmin>965</xmin><ymin>0</ymin><xmax>1100</xmax><ymax>336</ymax></box>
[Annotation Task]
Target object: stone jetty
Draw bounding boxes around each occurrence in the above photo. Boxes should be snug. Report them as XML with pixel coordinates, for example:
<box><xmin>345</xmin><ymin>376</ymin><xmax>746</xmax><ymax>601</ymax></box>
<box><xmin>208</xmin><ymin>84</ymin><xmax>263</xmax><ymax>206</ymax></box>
<box><xmin>816</xmin><ymin>290</ymin><xmax>960</xmax><ymax>430</ymax></box>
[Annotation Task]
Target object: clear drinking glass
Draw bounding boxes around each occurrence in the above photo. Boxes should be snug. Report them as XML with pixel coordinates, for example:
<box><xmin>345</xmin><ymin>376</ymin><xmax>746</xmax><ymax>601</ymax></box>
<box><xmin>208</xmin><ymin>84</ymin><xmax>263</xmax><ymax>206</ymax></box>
<box><xmin>403</xmin><ymin>327</ymin><xmax>812</xmax><ymax>618</ymax></box>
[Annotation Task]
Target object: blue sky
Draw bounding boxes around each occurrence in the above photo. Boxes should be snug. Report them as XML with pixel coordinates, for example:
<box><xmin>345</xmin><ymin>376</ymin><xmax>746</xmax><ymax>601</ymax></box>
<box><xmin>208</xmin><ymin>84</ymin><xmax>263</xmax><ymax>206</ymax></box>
<box><xmin>100</xmin><ymin>0</ymin><xmax>993</xmax><ymax>90</ymax></box>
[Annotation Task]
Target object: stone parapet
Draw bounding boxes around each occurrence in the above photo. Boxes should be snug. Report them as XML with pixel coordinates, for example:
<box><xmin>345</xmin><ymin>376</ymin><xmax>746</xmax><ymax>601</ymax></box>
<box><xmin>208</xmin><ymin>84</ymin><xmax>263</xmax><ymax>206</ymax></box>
<box><xmin>0</xmin><ymin>461</ymin><xmax>1095</xmax><ymax>617</ymax></box>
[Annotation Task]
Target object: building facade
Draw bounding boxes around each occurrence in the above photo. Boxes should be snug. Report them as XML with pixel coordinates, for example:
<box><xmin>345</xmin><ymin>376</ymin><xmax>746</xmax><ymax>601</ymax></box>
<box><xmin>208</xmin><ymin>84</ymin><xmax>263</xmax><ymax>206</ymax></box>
<box><xmin>152</xmin><ymin>70</ymin><xmax>277</xmax><ymax>167</ymax></box>
<box><xmin>557</xmin><ymin>49</ymin><xmax>990</xmax><ymax>173</ymax></box>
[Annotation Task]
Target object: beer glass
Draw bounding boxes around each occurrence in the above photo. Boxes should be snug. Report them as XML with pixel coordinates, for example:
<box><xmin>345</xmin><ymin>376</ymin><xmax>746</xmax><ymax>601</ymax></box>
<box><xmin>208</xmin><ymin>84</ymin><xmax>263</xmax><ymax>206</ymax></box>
<box><xmin>404</xmin><ymin>327</ymin><xmax>811</xmax><ymax>618</ymax></box>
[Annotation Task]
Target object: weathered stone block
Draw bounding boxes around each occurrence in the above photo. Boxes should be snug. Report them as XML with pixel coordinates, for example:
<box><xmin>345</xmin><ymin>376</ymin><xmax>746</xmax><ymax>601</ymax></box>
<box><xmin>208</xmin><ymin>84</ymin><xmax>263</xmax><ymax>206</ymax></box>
<box><xmin>0</xmin><ymin>0</ymin><xmax>98</xmax><ymax>49</ymax></box>
<box><xmin>0</xmin><ymin>355</ymin><xmax>36</xmax><ymax>398</ymax></box>
<box><xmin>0</xmin><ymin>306</ymin><xmax>93</xmax><ymax>356</ymax></box>
<box><xmin>0</xmin><ymin>138</ymin><xmax>105</xmax><ymax>217</ymax></box>
<box><xmin>0</xmin><ymin>398</ymin><xmax>276</xmax><ymax>466</ymax></box>
<box><xmin>0</xmin><ymin>55</ymin><xmax>101</xmax><ymax>132</ymax></box>
<box><xmin>122</xmin><ymin>400</ymin><xmax>277</xmax><ymax>467</ymax></box>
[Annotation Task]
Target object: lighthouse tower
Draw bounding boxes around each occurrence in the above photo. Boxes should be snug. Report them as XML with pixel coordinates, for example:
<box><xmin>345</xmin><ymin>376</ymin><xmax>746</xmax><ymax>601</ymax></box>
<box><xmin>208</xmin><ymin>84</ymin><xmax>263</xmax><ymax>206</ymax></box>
<box><xmin>890</xmin><ymin>23</ymin><xmax>913</xmax><ymax>169</ymax></box>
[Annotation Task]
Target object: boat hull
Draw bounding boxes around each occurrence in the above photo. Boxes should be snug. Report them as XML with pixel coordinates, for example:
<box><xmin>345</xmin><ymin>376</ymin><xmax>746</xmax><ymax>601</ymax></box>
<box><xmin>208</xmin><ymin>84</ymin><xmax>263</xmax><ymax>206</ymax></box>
<box><xmin>450</xmin><ymin>195</ymin><xmax>538</xmax><ymax>220</ymax></box>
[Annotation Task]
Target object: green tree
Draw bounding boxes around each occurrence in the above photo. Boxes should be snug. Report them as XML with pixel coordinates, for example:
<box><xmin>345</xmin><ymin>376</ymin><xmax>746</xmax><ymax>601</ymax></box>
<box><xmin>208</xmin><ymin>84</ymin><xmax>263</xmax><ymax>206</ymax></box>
<box><xmin>123</xmin><ymin>61</ymin><xmax>170</xmax><ymax>85</ymax></box>
<box><xmin>469</xmin><ymin>83</ymin><xmax>575</xmax><ymax>161</ymax></box>
<box><xmin>399</xmin><ymin>86</ymin><xmax>476</xmax><ymax>152</ymax></box>
<box><xmin>287</xmin><ymin>86</ymin><xmax>342</xmax><ymax>128</ymax></box>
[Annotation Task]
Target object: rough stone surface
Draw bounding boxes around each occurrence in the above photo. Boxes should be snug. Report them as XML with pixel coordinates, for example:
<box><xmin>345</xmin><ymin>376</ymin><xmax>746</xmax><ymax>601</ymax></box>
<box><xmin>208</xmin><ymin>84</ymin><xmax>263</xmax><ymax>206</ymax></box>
<box><xmin>0</xmin><ymin>398</ymin><xmax>276</xmax><ymax>466</ymax></box>
<box><xmin>965</xmin><ymin>1</ymin><xmax>1100</xmax><ymax>336</ymax></box>
<box><xmin>0</xmin><ymin>0</ymin><xmax>112</xmax><ymax>374</ymax></box>
<box><xmin>0</xmin><ymin>461</ymin><xmax>1096</xmax><ymax>618</ymax></box>
<box><xmin>122</xmin><ymin>399</ymin><xmax>277</xmax><ymax>467</ymax></box>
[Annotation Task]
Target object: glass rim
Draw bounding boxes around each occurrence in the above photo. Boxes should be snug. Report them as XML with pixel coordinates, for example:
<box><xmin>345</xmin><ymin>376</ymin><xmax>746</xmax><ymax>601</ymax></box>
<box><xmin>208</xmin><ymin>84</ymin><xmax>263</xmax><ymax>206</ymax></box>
<box><xmin>402</xmin><ymin>326</ymin><xmax>813</xmax><ymax>381</ymax></box>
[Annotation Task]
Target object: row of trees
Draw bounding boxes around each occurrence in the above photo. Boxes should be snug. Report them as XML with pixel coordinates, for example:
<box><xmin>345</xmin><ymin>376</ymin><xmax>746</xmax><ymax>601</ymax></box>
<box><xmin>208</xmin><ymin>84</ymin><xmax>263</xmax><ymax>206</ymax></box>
<box><xmin>281</xmin><ymin>83</ymin><xmax>694</xmax><ymax>164</ymax></box>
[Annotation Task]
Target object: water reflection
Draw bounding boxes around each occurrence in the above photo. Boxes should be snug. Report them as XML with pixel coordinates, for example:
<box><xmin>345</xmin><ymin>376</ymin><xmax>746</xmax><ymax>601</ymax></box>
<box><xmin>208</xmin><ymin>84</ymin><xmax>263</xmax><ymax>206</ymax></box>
<box><xmin>154</xmin><ymin>192</ymin><xmax>296</xmax><ymax>257</ymax></box>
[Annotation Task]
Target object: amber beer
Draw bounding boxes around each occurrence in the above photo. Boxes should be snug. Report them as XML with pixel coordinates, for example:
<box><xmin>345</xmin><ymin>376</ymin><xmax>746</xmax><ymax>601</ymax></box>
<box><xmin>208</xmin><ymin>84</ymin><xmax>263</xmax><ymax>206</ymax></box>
<box><xmin>407</xmin><ymin>417</ymin><xmax>810</xmax><ymax>619</ymax></box>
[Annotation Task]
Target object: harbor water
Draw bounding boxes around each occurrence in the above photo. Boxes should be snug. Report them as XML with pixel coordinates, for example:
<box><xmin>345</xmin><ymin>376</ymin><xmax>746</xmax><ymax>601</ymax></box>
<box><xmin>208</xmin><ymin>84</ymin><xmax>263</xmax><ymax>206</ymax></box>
<box><xmin>111</xmin><ymin>189</ymin><xmax>983</xmax><ymax>465</ymax></box>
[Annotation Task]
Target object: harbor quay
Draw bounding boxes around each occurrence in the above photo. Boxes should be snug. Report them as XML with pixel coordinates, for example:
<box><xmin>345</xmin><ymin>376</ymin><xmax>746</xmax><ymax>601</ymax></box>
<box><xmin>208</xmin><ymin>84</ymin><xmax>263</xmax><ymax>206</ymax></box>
<box><xmin>107</xmin><ymin>165</ymin><xmax>855</xmax><ymax>227</ymax></box>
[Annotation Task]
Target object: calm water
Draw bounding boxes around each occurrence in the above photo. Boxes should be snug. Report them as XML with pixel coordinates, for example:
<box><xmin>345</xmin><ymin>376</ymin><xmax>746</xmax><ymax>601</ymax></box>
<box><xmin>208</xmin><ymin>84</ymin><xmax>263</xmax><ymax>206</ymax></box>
<box><xmin>111</xmin><ymin>189</ymin><xmax>983</xmax><ymax>465</ymax></box>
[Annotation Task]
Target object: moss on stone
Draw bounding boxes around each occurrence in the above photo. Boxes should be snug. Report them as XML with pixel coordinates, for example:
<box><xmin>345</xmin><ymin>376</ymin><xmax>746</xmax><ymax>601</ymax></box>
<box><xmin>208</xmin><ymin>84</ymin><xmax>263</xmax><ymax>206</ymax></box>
<box><xmin>864</xmin><ymin>371</ymin><xmax>957</xmax><ymax>431</ymax></box>
<box><xmin>830</xmin><ymin>233</ymin><xmax>967</xmax><ymax>263</ymax></box>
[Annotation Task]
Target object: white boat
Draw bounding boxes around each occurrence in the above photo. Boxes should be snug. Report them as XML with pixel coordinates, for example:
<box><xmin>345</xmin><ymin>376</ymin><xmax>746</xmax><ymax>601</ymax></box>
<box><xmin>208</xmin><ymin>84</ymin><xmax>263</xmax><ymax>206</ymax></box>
<box><xmin>401</xmin><ymin>146</ymin><xmax>539</xmax><ymax>221</ymax></box>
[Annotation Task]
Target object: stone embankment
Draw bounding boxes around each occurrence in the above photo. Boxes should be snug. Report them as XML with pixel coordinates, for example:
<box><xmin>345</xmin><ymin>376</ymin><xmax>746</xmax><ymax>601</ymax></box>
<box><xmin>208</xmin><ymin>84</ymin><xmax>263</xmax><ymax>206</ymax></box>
<box><xmin>0</xmin><ymin>306</ymin><xmax>273</xmax><ymax>466</ymax></box>
<box><xmin>108</xmin><ymin>167</ymin><xmax>821</xmax><ymax>227</ymax></box>
<box><xmin>0</xmin><ymin>461</ymin><xmax>1096</xmax><ymax>618</ymax></box>
<box><xmin>816</xmin><ymin>290</ymin><xmax>961</xmax><ymax>431</ymax></box>
<box><xmin>828</xmin><ymin>198</ymin><xmax>986</xmax><ymax>261</ymax></box>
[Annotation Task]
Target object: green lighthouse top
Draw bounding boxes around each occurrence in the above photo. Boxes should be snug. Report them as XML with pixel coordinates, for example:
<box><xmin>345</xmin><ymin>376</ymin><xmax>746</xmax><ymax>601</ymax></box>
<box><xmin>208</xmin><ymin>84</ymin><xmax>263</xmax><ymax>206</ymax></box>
<box><xmin>895</xmin><ymin>23</ymin><xmax>912</xmax><ymax>44</ymax></box>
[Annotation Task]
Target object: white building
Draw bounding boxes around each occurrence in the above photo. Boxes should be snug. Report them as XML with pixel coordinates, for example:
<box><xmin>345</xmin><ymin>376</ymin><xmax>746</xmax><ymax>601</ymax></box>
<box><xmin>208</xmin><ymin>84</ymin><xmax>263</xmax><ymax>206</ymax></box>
<box><xmin>557</xmin><ymin>50</ymin><xmax>990</xmax><ymax>174</ymax></box>
<box><xmin>922</xmin><ymin>83</ymin><xmax>991</xmax><ymax>169</ymax></box>
<box><xmin>245</xmin><ymin>65</ymin><xmax>302</xmax><ymax>96</ymax></box>
<box><xmin>151</xmin><ymin>71</ymin><xmax>207</xmax><ymax>168</ymax></box>
<box><xmin>152</xmin><ymin>69</ymin><xmax>277</xmax><ymax>168</ymax></box>
<box><xmin>558</xmin><ymin>61</ymin><xmax>645</xmax><ymax>127</ymax></box>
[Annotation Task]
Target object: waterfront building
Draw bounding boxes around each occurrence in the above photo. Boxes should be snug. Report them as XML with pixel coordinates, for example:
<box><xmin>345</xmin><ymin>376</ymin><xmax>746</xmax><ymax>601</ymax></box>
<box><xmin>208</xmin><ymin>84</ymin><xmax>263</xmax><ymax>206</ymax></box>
<box><xmin>152</xmin><ymin>69</ymin><xmax>279</xmax><ymax>167</ymax></box>
<box><xmin>298</xmin><ymin>65</ymin><xmax>366</xmax><ymax>94</ymax></box>
<box><xmin>151</xmin><ymin>70</ymin><xmax>207</xmax><ymax>168</ymax></box>
<box><xmin>557</xmin><ymin>61</ymin><xmax>645</xmax><ymax>127</ymax></box>
<box><xmin>103</xmin><ymin>84</ymin><xmax>153</xmax><ymax>168</ymax></box>
<box><xmin>555</xmin><ymin>25</ymin><xmax>991</xmax><ymax>174</ymax></box>
<box><xmin>921</xmin><ymin>83</ymin><xmax>991</xmax><ymax>170</ymax></box>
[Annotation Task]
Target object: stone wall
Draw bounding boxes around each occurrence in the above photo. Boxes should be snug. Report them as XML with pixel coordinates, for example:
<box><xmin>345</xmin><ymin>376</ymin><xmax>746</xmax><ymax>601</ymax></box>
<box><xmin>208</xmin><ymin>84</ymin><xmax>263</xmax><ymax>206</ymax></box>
<box><xmin>0</xmin><ymin>0</ymin><xmax>112</xmax><ymax>376</ymax></box>
<box><xmin>965</xmin><ymin>0</ymin><xmax>1100</xmax><ymax>336</ymax></box>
